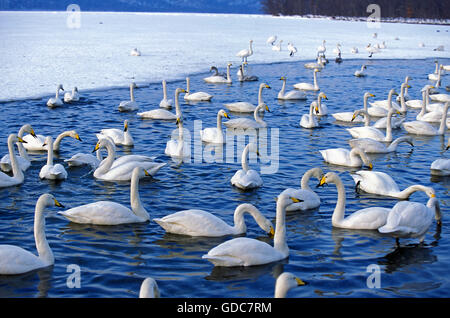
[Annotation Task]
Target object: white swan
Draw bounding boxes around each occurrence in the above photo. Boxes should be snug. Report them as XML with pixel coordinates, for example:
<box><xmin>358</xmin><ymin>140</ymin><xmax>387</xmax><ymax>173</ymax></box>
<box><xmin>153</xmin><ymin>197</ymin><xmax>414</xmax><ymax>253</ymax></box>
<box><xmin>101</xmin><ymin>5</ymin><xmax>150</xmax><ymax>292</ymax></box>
<box><xmin>46</xmin><ymin>84</ymin><xmax>64</xmax><ymax>108</ymax></box>
<box><xmin>402</xmin><ymin>102</ymin><xmax>448</xmax><ymax>136</ymax></box>
<box><xmin>300</xmin><ymin>102</ymin><xmax>319</xmax><ymax>129</ymax></box>
<box><xmin>287</xmin><ymin>42</ymin><xmax>297</xmax><ymax>56</ymax></box>
<box><xmin>97</xmin><ymin>119</ymin><xmax>134</xmax><ymax>146</ymax></box>
<box><xmin>0</xmin><ymin>134</ymin><xmax>26</xmax><ymax>188</ymax></box>
<box><xmin>237</xmin><ymin>62</ymin><xmax>258</xmax><ymax>82</ymax></box>
<box><xmin>139</xmin><ymin>278</ymin><xmax>160</xmax><ymax>298</ymax></box>
<box><xmin>332</xmin><ymin>92</ymin><xmax>374</xmax><ymax>122</ymax></box>
<box><xmin>431</xmin><ymin>141</ymin><xmax>450</xmax><ymax>176</ymax></box>
<box><xmin>350</xmin><ymin>47</ymin><xmax>359</xmax><ymax>54</ymax></box>
<box><xmin>278</xmin><ymin>77</ymin><xmax>306</xmax><ymax>100</ymax></box>
<box><xmin>351</xmin><ymin>170</ymin><xmax>436</xmax><ymax>199</ymax></box>
<box><xmin>165</xmin><ymin>117</ymin><xmax>191</xmax><ymax>159</ymax></box>
<box><xmin>429</xmin><ymin>93</ymin><xmax>450</xmax><ymax>103</ymax></box>
<box><xmin>159</xmin><ymin>80</ymin><xmax>173</xmax><ymax>109</ymax></box>
<box><xmin>118</xmin><ymin>82</ymin><xmax>138</xmax><ymax>112</ymax></box>
<box><xmin>236</xmin><ymin>40</ymin><xmax>253</xmax><ymax>62</ymax></box>
<box><xmin>93</xmin><ymin>138</ymin><xmax>166</xmax><ymax>181</ymax></box>
<box><xmin>137</xmin><ymin>88</ymin><xmax>186</xmax><ymax>120</ymax></box>
<box><xmin>369</xmin><ymin>89</ymin><xmax>401</xmax><ymax>111</ymax></box>
<box><xmin>0</xmin><ymin>193</ymin><xmax>63</xmax><ymax>275</ymax></box>
<box><xmin>224</xmin><ymin>103</ymin><xmax>269</xmax><ymax>129</ymax></box>
<box><xmin>153</xmin><ymin>203</ymin><xmax>274</xmax><ymax>237</ymax></box>
<box><xmin>266</xmin><ymin>35</ymin><xmax>277</xmax><ymax>46</ymax></box>
<box><xmin>319</xmin><ymin>147</ymin><xmax>373</xmax><ymax>169</ymax></box>
<box><xmin>348</xmin><ymin>136</ymin><xmax>413</xmax><ymax>154</ymax></box>
<box><xmin>204</xmin><ymin>63</ymin><xmax>232</xmax><ymax>84</ymax></box>
<box><xmin>280</xmin><ymin>167</ymin><xmax>323</xmax><ymax>211</ymax></box>
<box><xmin>199</xmin><ymin>109</ymin><xmax>230</xmax><ymax>144</ymax></box>
<box><xmin>130</xmin><ymin>48</ymin><xmax>141</xmax><ymax>56</ymax></box>
<box><xmin>230</xmin><ymin>143</ymin><xmax>263</xmax><ymax>190</ymax></box>
<box><xmin>202</xmin><ymin>194</ymin><xmax>301</xmax><ymax>267</ymax></box>
<box><xmin>428</xmin><ymin>64</ymin><xmax>443</xmax><ymax>81</ymax></box>
<box><xmin>317</xmin><ymin>40</ymin><xmax>326</xmax><ymax>57</ymax></box>
<box><xmin>406</xmin><ymin>85</ymin><xmax>433</xmax><ymax>109</ymax></box>
<box><xmin>64</xmin><ymin>150</ymin><xmax>103</xmax><ymax>169</ymax></box>
<box><xmin>354</xmin><ymin>65</ymin><xmax>367</xmax><ymax>77</ymax></box>
<box><xmin>1</xmin><ymin>124</ymin><xmax>36</xmax><ymax>172</ymax></box>
<box><xmin>274</xmin><ymin>272</ymin><xmax>306</xmax><ymax>298</ymax></box>
<box><xmin>225</xmin><ymin>83</ymin><xmax>271</xmax><ymax>113</ymax></box>
<box><xmin>63</xmin><ymin>87</ymin><xmax>80</xmax><ymax>103</ymax></box>
<box><xmin>365</xmin><ymin>43</ymin><xmax>380</xmax><ymax>57</ymax></box>
<box><xmin>318</xmin><ymin>172</ymin><xmax>390</xmax><ymax>229</ymax></box>
<box><xmin>378</xmin><ymin>197</ymin><xmax>441</xmax><ymax>243</ymax></box>
<box><xmin>416</xmin><ymin>87</ymin><xmax>447</xmax><ymax>123</ymax></box>
<box><xmin>293</xmin><ymin>69</ymin><xmax>320</xmax><ymax>91</ymax></box>
<box><xmin>396</xmin><ymin>76</ymin><xmax>411</xmax><ymax>102</ymax></box>
<box><xmin>272</xmin><ymin>40</ymin><xmax>282</xmax><ymax>51</ymax></box>
<box><xmin>347</xmin><ymin>107</ymin><xmax>399</xmax><ymax>142</ymax></box>
<box><xmin>23</xmin><ymin>130</ymin><xmax>81</xmax><ymax>152</ymax></box>
<box><xmin>304</xmin><ymin>57</ymin><xmax>325</xmax><ymax>70</ymax></box>
<box><xmin>311</xmin><ymin>92</ymin><xmax>328</xmax><ymax>116</ymax></box>
<box><xmin>39</xmin><ymin>136</ymin><xmax>68</xmax><ymax>181</ymax></box>
<box><xmin>184</xmin><ymin>77</ymin><xmax>213</xmax><ymax>102</ymax></box>
<box><xmin>59</xmin><ymin>167</ymin><xmax>150</xmax><ymax>225</ymax></box>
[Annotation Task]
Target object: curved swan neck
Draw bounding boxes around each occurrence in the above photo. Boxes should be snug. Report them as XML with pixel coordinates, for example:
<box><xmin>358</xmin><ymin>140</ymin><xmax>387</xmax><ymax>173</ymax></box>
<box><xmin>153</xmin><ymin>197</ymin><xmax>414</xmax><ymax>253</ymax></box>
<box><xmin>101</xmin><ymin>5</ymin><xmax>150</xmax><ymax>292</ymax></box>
<box><xmin>396</xmin><ymin>185</ymin><xmax>431</xmax><ymax>199</ymax></box>
<box><xmin>53</xmin><ymin>131</ymin><xmax>71</xmax><ymax>151</ymax></box>
<box><xmin>438</xmin><ymin>102</ymin><xmax>449</xmax><ymax>135</ymax></box>
<box><xmin>95</xmin><ymin>140</ymin><xmax>116</xmax><ymax>175</ymax></box>
<box><xmin>254</xmin><ymin>104</ymin><xmax>265</xmax><ymax>124</ymax></box>
<box><xmin>233</xmin><ymin>204</ymin><xmax>263</xmax><ymax>234</ymax></box>
<box><xmin>350</xmin><ymin>148</ymin><xmax>368</xmax><ymax>166</ymax></box>
<box><xmin>8</xmin><ymin>136</ymin><xmax>24</xmax><ymax>180</ymax></box>
<box><xmin>34</xmin><ymin>197</ymin><xmax>54</xmax><ymax>265</ymax></box>
<box><xmin>130</xmin><ymin>169</ymin><xmax>149</xmax><ymax>221</ymax></box>
<box><xmin>400</xmin><ymin>84</ymin><xmax>407</xmax><ymax>112</ymax></box>
<box><xmin>17</xmin><ymin>125</ymin><xmax>30</xmax><ymax>160</ymax></box>
<box><xmin>387</xmin><ymin>136</ymin><xmax>411</xmax><ymax>152</ymax></box>
<box><xmin>427</xmin><ymin>198</ymin><xmax>441</xmax><ymax>223</ymax></box>
<box><xmin>418</xmin><ymin>90</ymin><xmax>427</xmax><ymax>117</ymax></box>
<box><xmin>274</xmin><ymin>198</ymin><xmax>289</xmax><ymax>257</ymax></box>
<box><xmin>301</xmin><ymin>168</ymin><xmax>320</xmax><ymax>191</ymax></box>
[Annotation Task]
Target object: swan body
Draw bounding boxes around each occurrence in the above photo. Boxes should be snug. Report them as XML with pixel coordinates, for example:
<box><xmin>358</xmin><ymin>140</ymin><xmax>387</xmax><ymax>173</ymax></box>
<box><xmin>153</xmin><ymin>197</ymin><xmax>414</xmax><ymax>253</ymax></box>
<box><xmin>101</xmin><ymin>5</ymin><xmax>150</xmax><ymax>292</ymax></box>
<box><xmin>348</xmin><ymin>136</ymin><xmax>413</xmax><ymax>154</ymax></box>
<box><xmin>318</xmin><ymin>172</ymin><xmax>390</xmax><ymax>229</ymax></box>
<box><xmin>1</xmin><ymin>124</ymin><xmax>36</xmax><ymax>172</ymax></box>
<box><xmin>204</xmin><ymin>63</ymin><xmax>232</xmax><ymax>84</ymax></box>
<box><xmin>278</xmin><ymin>77</ymin><xmax>306</xmax><ymax>100</ymax></box>
<box><xmin>63</xmin><ymin>87</ymin><xmax>80</xmax><ymax>103</ymax></box>
<box><xmin>59</xmin><ymin>167</ymin><xmax>150</xmax><ymax>225</ymax></box>
<box><xmin>280</xmin><ymin>167</ymin><xmax>323</xmax><ymax>211</ymax></box>
<box><xmin>293</xmin><ymin>69</ymin><xmax>320</xmax><ymax>91</ymax></box>
<box><xmin>236</xmin><ymin>40</ymin><xmax>253</xmax><ymax>62</ymax></box>
<box><xmin>403</xmin><ymin>102</ymin><xmax>448</xmax><ymax>135</ymax></box>
<box><xmin>300</xmin><ymin>102</ymin><xmax>319</xmax><ymax>128</ymax></box>
<box><xmin>159</xmin><ymin>80</ymin><xmax>173</xmax><ymax>109</ymax></box>
<box><xmin>64</xmin><ymin>151</ymin><xmax>102</xmax><ymax>169</ymax></box>
<box><xmin>320</xmin><ymin>147</ymin><xmax>372</xmax><ymax>168</ymax></box>
<box><xmin>202</xmin><ymin>195</ymin><xmax>301</xmax><ymax>267</ymax></box>
<box><xmin>39</xmin><ymin>136</ymin><xmax>68</xmax><ymax>180</ymax></box>
<box><xmin>431</xmin><ymin>158</ymin><xmax>450</xmax><ymax>176</ymax></box>
<box><xmin>153</xmin><ymin>203</ymin><xmax>273</xmax><ymax>237</ymax></box>
<box><xmin>275</xmin><ymin>272</ymin><xmax>306</xmax><ymax>298</ymax></box>
<box><xmin>428</xmin><ymin>64</ymin><xmax>443</xmax><ymax>81</ymax></box>
<box><xmin>378</xmin><ymin>197</ymin><xmax>441</xmax><ymax>242</ymax></box>
<box><xmin>137</xmin><ymin>88</ymin><xmax>185</xmax><ymax>120</ymax></box>
<box><xmin>165</xmin><ymin>118</ymin><xmax>191</xmax><ymax>159</ymax></box>
<box><xmin>0</xmin><ymin>135</ymin><xmax>26</xmax><ymax>188</ymax></box>
<box><xmin>230</xmin><ymin>143</ymin><xmax>263</xmax><ymax>190</ymax></box>
<box><xmin>199</xmin><ymin>109</ymin><xmax>229</xmax><ymax>144</ymax></box>
<box><xmin>93</xmin><ymin>138</ymin><xmax>165</xmax><ymax>181</ymax></box>
<box><xmin>139</xmin><ymin>278</ymin><xmax>160</xmax><ymax>298</ymax></box>
<box><xmin>46</xmin><ymin>84</ymin><xmax>64</xmax><ymax>108</ymax></box>
<box><xmin>332</xmin><ymin>92</ymin><xmax>374</xmax><ymax>123</ymax></box>
<box><xmin>118</xmin><ymin>82</ymin><xmax>138</xmax><ymax>112</ymax></box>
<box><xmin>272</xmin><ymin>40</ymin><xmax>282</xmax><ymax>51</ymax></box>
<box><xmin>224</xmin><ymin>103</ymin><xmax>269</xmax><ymax>129</ymax></box>
<box><xmin>266</xmin><ymin>35</ymin><xmax>277</xmax><ymax>46</ymax></box>
<box><xmin>354</xmin><ymin>65</ymin><xmax>367</xmax><ymax>77</ymax></box>
<box><xmin>304</xmin><ymin>56</ymin><xmax>325</xmax><ymax>70</ymax></box>
<box><xmin>225</xmin><ymin>83</ymin><xmax>271</xmax><ymax>113</ymax></box>
<box><xmin>23</xmin><ymin>130</ymin><xmax>81</xmax><ymax>152</ymax></box>
<box><xmin>130</xmin><ymin>48</ymin><xmax>141</xmax><ymax>56</ymax></box>
<box><xmin>347</xmin><ymin>106</ymin><xmax>398</xmax><ymax>142</ymax></box>
<box><xmin>429</xmin><ymin>93</ymin><xmax>450</xmax><ymax>103</ymax></box>
<box><xmin>0</xmin><ymin>194</ymin><xmax>63</xmax><ymax>275</ymax></box>
<box><xmin>366</xmin><ymin>43</ymin><xmax>380</xmax><ymax>57</ymax></box>
<box><xmin>287</xmin><ymin>42</ymin><xmax>297</xmax><ymax>56</ymax></box>
<box><xmin>351</xmin><ymin>170</ymin><xmax>436</xmax><ymax>199</ymax></box>
<box><xmin>317</xmin><ymin>40</ymin><xmax>326</xmax><ymax>56</ymax></box>
<box><xmin>184</xmin><ymin>77</ymin><xmax>213</xmax><ymax>101</ymax></box>
<box><xmin>97</xmin><ymin>120</ymin><xmax>134</xmax><ymax>146</ymax></box>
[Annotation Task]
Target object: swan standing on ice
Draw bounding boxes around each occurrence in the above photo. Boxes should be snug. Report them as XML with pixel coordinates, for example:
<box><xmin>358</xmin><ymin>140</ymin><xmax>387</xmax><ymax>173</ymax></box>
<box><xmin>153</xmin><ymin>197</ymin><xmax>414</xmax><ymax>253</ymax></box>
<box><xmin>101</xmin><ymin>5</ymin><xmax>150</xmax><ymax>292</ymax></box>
<box><xmin>204</xmin><ymin>63</ymin><xmax>232</xmax><ymax>84</ymax></box>
<box><xmin>225</xmin><ymin>83</ymin><xmax>271</xmax><ymax>113</ymax></box>
<box><xmin>230</xmin><ymin>143</ymin><xmax>263</xmax><ymax>190</ymax></box>
<box><xmin>274</xmin><ymin>272</ymin><xmax>306</xmax><ymax>298</ymax></box>
<box><xmin>137</xmin><ymin>88</ymin><xmax>186</xmax><ymax>120</ymax></box>
<box><xmin>236</xmin><ymin>40</ymin><xmax>253</xmax><ymax>62</ymax></box>
<box><xmin>266</xmin><ymin>35</ymin><xmax>277</xmax><ymax>46</ymax></box>
<box><xmin>280</xmin><ymin>167</ymin><xmax>324</xmax><ymax>211</ymax></box>
<box><xmin>153</xmin><ymin>203</ymin><xmax>274</xmax><ymax>237</ymax></box>
<box><xmin>351</xmin><ymin>170</ymin><xmax>436</xmax><ymax>199</ymax></box>
<box><xmin>317</xmin><ymin>40</ymin><xmax>326</xmax><ymax>57</ymax></box>
<box><xmin>278</xmin><ymin>77</ymin><xmax>306</xmax><ymax>100</ymax></box>
<box><xmin>224</xmin><ymin>103</ymin><xmax>270</xmax><ymax>129</ymax></box>
<box><xmin>272</xmin><ymin>40</ymin><xmax>282</xmax><ymax>51</ymax></box>
<box><xmin>365</xmin><ymin>43</ymin><xmax>380</xmax><ymax>57</ymax></box>
<box><xmin>59</xmin><ymin>167</ymin><xmax>151</xmax><ymax>225</ymax></box>
<box><xmin>1</xmin><ymin>124</ymin><xmax>36</xmax><ymax>172</ymax></box>
<box><xmin>118</xmin><ymin>82</ymin><xmax>138</xmax><ymax>112</ymax></box>
<box><xmin>130</xmin><ymin>48</ymin><xmax>141</xmax><ymax>56</ymax></box>
<box><xmin>199</xmin><ymin>109</ymin><xmax>230</xmax><ymax>144</ymax></box>
<box><xmin>64</xmin><ymin>87</ymin><xmax>80</xmax><ymax>103</ymax></box>
<box><xmin>319</xmin><ymin>147</ymin><xmax>373</xmax><ymax>169</ymax></box>
<box><xmin>0</xmin><ymin>193</ymin><xmax>64</xmax><ymax>275</ymax></box>
<box><xmin>39</xmin><ymin>136</ymin><xmax>68</xmax><ymax>181</ymax></box>
<box><xmin>202</xmin><ymin>194</ymin><xmax>302</xmax><ymax>267</ymax></box>
<box><xmin>184</xmin><ymin>77</ymin><xmax>213</xmax><ymax>101</ymax></box>
<box><xmin>159</xmin><ymin>80</ymin><xmax>173</xmax><ymax>109</ymax></box>
<box><xmin>354</xmin><ymin>65</ymin><xmax>367</xmax><ymax>77</ymax></box>
<box><xmin>97</xmin><ymin>119</ymin><xmax>134</xmax><ymax>146</ymax></box>
<box><xmin>317</xmin><ymin>172</ymin><xmax>390</xmax><ymax>230</ymax></box>
<box><xmin>0</xmin><ymin>134</ymin><xmax>27</xmax><ymax>188</ymax></box>
<box><xmin>287</xmin><ymin>42</ymin><xmax>297</xmax><ymax>56</ymax></box>
<box><xmin>47</xmin><ymin>84</ymin><xmax>64</xmax><ymax>108</ymax></box>
<box><xmin>293</xmin><ymin>69</ymin><xmax>320</xmax><ymax>91</ymax></box>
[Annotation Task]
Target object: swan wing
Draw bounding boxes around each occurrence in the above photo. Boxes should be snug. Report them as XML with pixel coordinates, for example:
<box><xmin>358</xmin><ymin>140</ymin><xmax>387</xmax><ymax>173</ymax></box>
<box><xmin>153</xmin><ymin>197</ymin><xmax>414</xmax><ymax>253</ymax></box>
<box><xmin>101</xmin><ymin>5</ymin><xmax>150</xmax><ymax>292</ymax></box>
<box><xmin>341</xmin><ymin>207</ymin><xmax>391</xmax><ymax>230</ymax></box>
<box><xmin>320</xmin><ymin>148</ymin><xmax>351</xmax><ymax>166</ymax></box>
<box><xmin>402</xmin><ymin>121</ymin><xmax>437</xmax><ymax>135</ymax></box>
<box><xmin>351</xmin><ymin>170</ymin><xmax>400</xmax><ymax>196</ymax></box>
<box><xmin>224</xmin><ymin>102</ymin><xmax>256</xmax><ymax>113</ymax></box>
<box><xmin>231</xmin><ymin>169</ymin><xmax>263</xmax><ymax>189</ymax></box>
<box><xmin>137</xmin><ymin>108</ymin><xmax>176</xmax><ymax>120</ymax></box>
<box><xmin>22</xmin><ymin>134</ymin><xmax>46</xmax><ymax>151</ymax></box>
<box><xmin>349</xmin><ymin>138</ymin><xmax>386</xmax><ymax>153</ymax></box>
<box><xmin>430</xmin><ymin>158</ymin><xmax>450</xmax><ymax>176</ymax></box>
<box><xmin>346</xmin><ymin>126</ymin><xmax>384</xmax><ymax>140</ymax></box>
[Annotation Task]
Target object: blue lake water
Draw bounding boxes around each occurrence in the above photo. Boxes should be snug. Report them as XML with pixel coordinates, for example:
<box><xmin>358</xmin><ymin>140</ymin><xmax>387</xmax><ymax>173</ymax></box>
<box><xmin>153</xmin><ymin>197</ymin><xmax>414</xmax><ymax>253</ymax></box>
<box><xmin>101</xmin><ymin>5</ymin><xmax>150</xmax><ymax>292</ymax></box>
<box><xmin>0</xmin><ymin>57</ymin><xmax>449</xmax><ymax>298</ymax></box>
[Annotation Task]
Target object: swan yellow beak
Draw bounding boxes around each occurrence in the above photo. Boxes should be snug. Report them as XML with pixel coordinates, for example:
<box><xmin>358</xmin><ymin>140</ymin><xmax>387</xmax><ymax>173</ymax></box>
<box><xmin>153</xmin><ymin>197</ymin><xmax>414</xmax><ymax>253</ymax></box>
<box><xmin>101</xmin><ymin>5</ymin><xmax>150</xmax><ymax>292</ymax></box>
<box><xmin>223</xmin><ymin>112</ymin><xmax>230</xmax><ymax>119</ymax></box>
<box><xmin>351</xmin><ymin>114</ymin><xmax>357</xmax><ymax>121</ymax></box>
<box><xmin>17</xmin><ymin>137</ymin><xmax>27</xmax><ymax>143</ymax></box>
<box><xmin>368</xmin><ymin>163</ymin><xmax>373</xmax><ymax>169</ymax></box>
<box><xmin>295</xmin><ymin>277</ymin><xmax>306</xmax><ymax>286</ymax></box>
<box><xmin>269</xmin><ymin>226</ymin><xmax>275</xmax><ymax>237</ymax></box>
<box><xmin>407</xmin><ymin>84</ymin><xmax>411</xmax><ymax>88</ymax></box>
<box><xmin>369</xmin><ymin>93</ymin><xmax>375</xmax><ymax>97</ymax></box>
<box><xmin>319</xmin><ymin>176</ymin><xmax>327</xmax><ymax>186</ymax></box>
<box><xmin>430</xmin><ymin>86</ymin><xmax>435</xmax><ymax>89</ymax></box>
<box><xmin>393</xmin><ymin>91</ymin><xmax>399</xmax><ymax>96</ymax></box>
<box><xmin>75</xmin><ymin>133</ymin><xmax>82</xmax><ymax>141</ymax></box>
<box><xmin>54</xmin><ymin>198</ymin><xmax>64</xmax><ymax>208</ymax></box>
<box><xmin>265</xmin><ymin>84</ymin><xmax>271</xmax><ymax>89</ymax></box>
<box><xmin>93</xmin><ymin>142</ymin><xmax>100</xmax><ymax>152</ymax></box>
<box><xmin>256</xmin><ymin>150</ymin><xmax>261</xmax><ymax>157</ymax></box>
<box><xmin>144</xmin><ymin>169</ymin><xmax>150</xmax><ymax>177</ymax></box>
<box><xmin>291</xmin><ymin>197</ymin><xmax>301</xmax><ymax>203</ymax></box>
<box><xmin>321</xmin><ymin>94</ymin><xmax>328</xmax><ymax>100</ymax></box>
<box><xmin>30</xmin><ymin>128</ymin><xmax>37</xmax><ymax>138</ymax></box>
<box><xmin>431</xmin><ymin>193</ymin><xmax>436</xmax><ymax>198</ymax></box>
<box><xmin>265</xmin><ymin>104</ymin><xmax>270</xmax><ymax>112</ymax></box>
<box><xmin>280</xmin><ymin>76</ymin><xmax>285</xmax><ymax>80</ymax></box>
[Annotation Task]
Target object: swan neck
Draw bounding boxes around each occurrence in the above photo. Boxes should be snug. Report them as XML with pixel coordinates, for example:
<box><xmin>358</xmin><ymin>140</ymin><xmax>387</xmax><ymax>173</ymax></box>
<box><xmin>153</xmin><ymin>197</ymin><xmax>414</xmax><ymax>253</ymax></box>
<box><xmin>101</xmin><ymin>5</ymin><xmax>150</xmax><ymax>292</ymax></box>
<box><xmin>385</xmin><ymin>110</ymin><xmax>394</xmax><ymax>141</ymax></box>
<box><xmin>95</xmin><ymin>141</ymin><xmax>116</xmax><ymax>174</ymax></box>
<box><xmin>254</xmin><ymin>105</ymin><xmax>264</xmax><ymax>124</ymax></box>
<box><xmin>241</xmin><ymin>145</ymin><xmax>250</xmax><ymax>172</ymax></box>
<box><xmin>300</xmin><ymin>168</ymin><xmax>316</xmax><ymax>191</ymax></box>
<box><xmin>313</xmin><ymin>71</ymin><xmax>318</xmax><ymax>88</ymax></box>
<box><xmin>175</xmin><ymin>90</ymin><xmax>182</xmax><ymax>117</ymax></box>
<box><xmin>233</xmin><ymin>204</ymin><xmax>262</xmax><ymax>234</ymax></box>
<box><xmin>34</xmin><ymin>198</ymin><xmax>54</xmax><ymax>265</ymax></box>
<box><xmin>227</xmin><ymin>65</ymin><xmax>231</xmax><ymax>81</ymax></box>
<box><xmin>46</xmin><ymin>139</ymin><xmax>54</xmax><ymax>166</ymax></box>
<box><xmin>8</xmin><ymin>136</ymin><xmax>24</xmax><ymax>180</ymax></box>
<box><xmin>396</xmin><ymin>185</ymin><xmax>428</xmax><ymax>199</ymax></box>
<box><xmin>273</xmin><ymin>200</ymin><xmax>289</xmax><ymax>257</ymax></box>
<box><xmin>438</xmin><ymin>103</ymin><xmax>449</xmax><ymax>134</ymax></box>
<box><xmin>400</xmin><ymin>85</ymin><xmax>407</xmax><ymax>112</ymax></box>
<box><xmin>387</xmin><ymin>136</ymin><xmax>407</xmax><ymax>152</ymax></box>
<box><xmin>53</xmin><ymin>131</ymin><xmax>70</xmax><ymax>151</ymax></box>
<box><xmin>258</xmin><ymin>85</ymin><xmax>264</xmax><ymax>104</ymax></box>
<box><xmin>162</xmin><ymin>81</ymin><xmax>167</xmax><ymax>99</ymax></box>
<box><xmin>130</xmin><ymin>171</ymin><xmax>149</xmax><ymax>221</ymax></box>
<box><xmin>363</xmin><ymin>95</ymin><xmax>369</xmax><ymax>111</ymax></box>
<box><xmin>427</xmin><ymin>198</ymin><xmax>441</xmax><ymax>223</ymax></box>
<box><xmin>331</xmin><ymin>176</ymin><xmax>346</xmax><ymax>226</ymax></box>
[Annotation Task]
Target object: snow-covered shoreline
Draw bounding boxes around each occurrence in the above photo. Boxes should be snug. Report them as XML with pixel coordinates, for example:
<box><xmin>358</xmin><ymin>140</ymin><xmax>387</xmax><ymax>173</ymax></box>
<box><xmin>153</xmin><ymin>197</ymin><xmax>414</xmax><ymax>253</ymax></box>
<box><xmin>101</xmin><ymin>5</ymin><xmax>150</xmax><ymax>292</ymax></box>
<box><xmin>1</xmin><ymin>11</ymin><xmax>449</xmax><ymax>102</ymax></box>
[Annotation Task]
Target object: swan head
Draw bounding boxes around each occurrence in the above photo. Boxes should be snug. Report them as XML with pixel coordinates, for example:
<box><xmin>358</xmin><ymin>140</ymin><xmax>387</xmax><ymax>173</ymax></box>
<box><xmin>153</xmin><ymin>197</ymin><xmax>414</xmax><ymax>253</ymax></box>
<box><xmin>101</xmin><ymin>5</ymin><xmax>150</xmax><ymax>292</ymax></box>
<box><xmin>364</xmin><ymin>92</ymin><xmax>375</xmax><ymax>99</ymax></box>
<box><xmin>247</xmin><ymin>142</ymin><xmax>260</xmax><ymax>157</ymax></box>
<box><xmin>22</xmin><ymin>124</ymin><xmax>36</xmax><ymax>138</ymax></box>
<box><xmin>67</xmin><ymin>130</ymin><xmax>82</xmax><ymax>141</ymax></box>
<box><xmin>57</xmin><ymin>84</ymin><xmax>64</xmax><ymax>91</ymax></box>
<box><xmin>139</xmin><ymin>277</ymin><xmax>160</xmax><ymax>298</ymax></box>
<box><xmin>351</xmin><ymin>109</ymin><xmax>368</xmax><ymax>121</ymax></box>
<box><xmin>310</xmin><ymin>167</ymin><xmax>325</xmax><ymax>181</ymax></box>
<box><xmin>280</xmin><ymin>76</ymin><xmax>286</xmax><ymax>81</ymax></box>
<box><xmin>42</xmin><ymin>135</ymin><xmax>53</xmax><ymax>147</ymax></box>
<box><xmin>218</xmin><ymin>109</ymin><xmax>230</xmax><ymax>119</ymax></box>
<box><xmin>276</xmin><ymin>194</ymin><xmax>303</xmax><ymax>209</ymax></box>
<box><xmin>256</xmin><ymin>103</ymin><xmax>270</xmax><ymax>113</ymax></box>
<box><xmin>314</xmin><ymin>68</ymin><xmax>320</xmax><ymax>73</ymax></box>
<box><xmin>8</xmin><ymin>134</ymin><xmax>27</xmax><ymax>145</ymax></box>
<box><xmin>275</xmin><ymin>272</ymin><xmax>306</xmax><ymax>298</ymax></box>
<box><xmin>261</xmin><ymin>83</ymin><xmax>271</xmax><ymax>90</ymax></box>
<box><xmin>318</xmin><ymin>92</ymin><xmax>328</xmax><ymax>100</ymax></box>
<box><xmin>123</xmin><ymin>120</ymin><xmax>129</xmax><ymax>132</ymax></box>
<box><xmin>39</xmin><ymin>193</ymin><xmax>65</xmax><ymax>209</ymax></box>
<box><xmin>131</xmin><ymin>82</ymin><xmax>137</xmax><ymax>89</ymax></box>
<box><xmin>422</xmin><ymin>85</ymin><xmax>434</xmax><ymax>92</ymax></box>
<box><xmin>175</xmin><ymin>88</ymin><xmax>187</xmax><ymax>95</ymax></box>
<box><xmin>352</xmin><ymin>147</ymin><xmax>373</xmax><ymax>169</ymax></box>
<box><xmin>389</xmin><ymin>89</ymin><xmax>399</xmax><ymax>97</ymax></box>
<box><xmin>93</xmin><ymin>137</ymin><xmax>114</xmax><ymax>152</ymax></box>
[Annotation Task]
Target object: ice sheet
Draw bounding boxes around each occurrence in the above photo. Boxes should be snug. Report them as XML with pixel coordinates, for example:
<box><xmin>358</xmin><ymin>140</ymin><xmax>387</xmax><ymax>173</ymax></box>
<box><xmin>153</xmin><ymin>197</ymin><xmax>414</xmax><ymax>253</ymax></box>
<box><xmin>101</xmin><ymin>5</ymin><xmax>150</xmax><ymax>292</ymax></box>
<box><xmin>0</xmin><ymin>11</ymin><xmax>449</xmax><ymax>102</ymax></box>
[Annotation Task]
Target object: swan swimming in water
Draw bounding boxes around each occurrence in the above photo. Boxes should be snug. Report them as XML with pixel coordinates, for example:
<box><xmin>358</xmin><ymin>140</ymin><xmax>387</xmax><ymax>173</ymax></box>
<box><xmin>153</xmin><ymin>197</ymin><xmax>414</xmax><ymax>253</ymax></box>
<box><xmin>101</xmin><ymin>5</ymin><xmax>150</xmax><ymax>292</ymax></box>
<box><xmin>319</xmin><ymin>147</ymin><xmax>373</xmax><ymax>169</ymax></box>
<box><xmin>199</xmin><ymin>109</ymin><xmax>230</xmax><ymax>144</ymax></box>
<box><xmin>278</xmin><ymin>77</ymin><xmax>307</xmax><ymax>100</ymax></box>
<box><xmin>224</xmin><ymin>103</ymin><xmax>270</xmax><ymax>129</ymax></box>
<box><xmin>293</xmin><ymin>69</ymin><xmax>320</xmax><ymax>91</ymax></box>
<box><xmin>225</xmin><ymin>83</ymin><xmax>271</xmax><ymax>113</ymax></box>
<box><xmin>39</xmin><ymin>136</ymin><xmax>68</xmax><ymax>181</ymax></box>
<box><xmin>159</xmin><ymin>80</ymin><xmax>173</xmax><ymax>109</ymax></box>
<box><xmin>274</xmin><ymin>272</ymin><xmax>306</xmax><ymax>298</ymax></box>
<box><xmin>137</xmin><ymin>88</ymin><xmax>186</xmax><ymax>120</ymax></box>
<box><xmin>118</xmin><ymin>82</ymin><xmax>138</xmax><ymax>112</ymax></box>
<box><xmin>184</xmin><ymin>77</ymin><xmax>213</xmax><ymax>101</ymax></box>
<box><xmin>64</xmin><ymin>87</ymin><xmax>80</xmax><ymax>103</ymax></box>
<box><xmin>204</xmin><ymin>63</ymin><xmax>232</xmax><ymax>84</ymax></box>
<box><xmin>97</xmin><ymin>119</ymin><xmax>134</xmax><ymax>146</ymax></box>
<box><xmin>1</xmin><ymin>124</ymin><xmax>36</xmax><ymax>172</ymax></box>
<box><xmin>47</xmin><ymin>84</ymin><xmax>64</xmax><ymax>108</ymax></box>
<box><xmin>230</xmin><ymin>143</ymin><xmax>263</xmax><ymax>190</ymax></box>
<box><xmin>0</xmin><ymin>134</ymin><xmax>27</xmax><ymax>188</ymax></box>
<box><xmin>23</xmin><ymin>130</ymin><xmax>81</xmax><ymax>152</ymax></box>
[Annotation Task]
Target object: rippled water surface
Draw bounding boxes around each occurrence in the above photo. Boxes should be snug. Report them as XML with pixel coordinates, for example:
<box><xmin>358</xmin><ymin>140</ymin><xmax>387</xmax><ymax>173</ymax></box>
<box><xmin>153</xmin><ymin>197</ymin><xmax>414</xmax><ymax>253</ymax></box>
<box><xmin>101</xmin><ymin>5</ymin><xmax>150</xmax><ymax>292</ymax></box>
<box><xmin>0</xmin><ymin>58</ymin><xmax>449</xmax><ymax>298</ymax></box>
